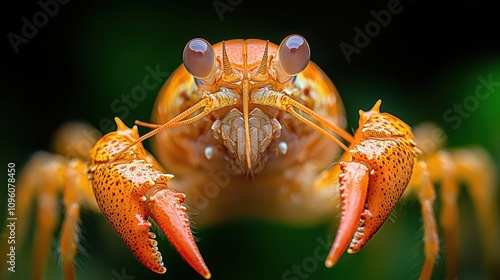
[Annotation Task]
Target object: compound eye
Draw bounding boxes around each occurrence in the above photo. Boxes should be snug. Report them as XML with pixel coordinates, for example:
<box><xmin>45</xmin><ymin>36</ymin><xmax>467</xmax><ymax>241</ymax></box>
<box><xmin>183</xmin><ymin>38</ymin><xmax>216</xmax><ymax>79</ymax></box>
<box><xmin>276</xmin><ymin>34</ymin><xmax>310</xmax><ymax>77</ymax></box>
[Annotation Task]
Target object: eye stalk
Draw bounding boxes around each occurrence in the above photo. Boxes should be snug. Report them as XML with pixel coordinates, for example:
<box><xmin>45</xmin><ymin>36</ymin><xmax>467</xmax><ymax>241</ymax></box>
<box><xmin>275</xmin><ymin>34</ymin><xmax>310</xmax><ymax>83</ymax></box>
<box><xmin>183</xmin><ymin>38</ymin><xmax>216</xmax><ymax>85</ymax></box>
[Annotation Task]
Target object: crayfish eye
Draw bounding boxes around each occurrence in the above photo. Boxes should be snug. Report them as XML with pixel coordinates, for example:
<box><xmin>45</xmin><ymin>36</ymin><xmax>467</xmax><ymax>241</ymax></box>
<box><xmin>183</xmin><ymin>38</ymin><xmax>216</xmax><ymax>80</ymax></box>
<box><xmin>275</xmin><ymin>34</ymin><xmax>310</xmax><ymax>81</ymax></box>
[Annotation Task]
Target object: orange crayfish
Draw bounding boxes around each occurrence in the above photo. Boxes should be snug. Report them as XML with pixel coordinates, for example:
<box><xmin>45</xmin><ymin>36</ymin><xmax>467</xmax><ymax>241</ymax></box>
<box><xmin>3</xmin><ymin>34</ymin><xmax>499</xmax><ymax>280</ymax></box>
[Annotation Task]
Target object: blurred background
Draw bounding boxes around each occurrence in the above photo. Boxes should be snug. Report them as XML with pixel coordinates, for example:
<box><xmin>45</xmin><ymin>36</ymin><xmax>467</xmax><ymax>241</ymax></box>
<box><xmin>1</xmin><ymin>0</ymin><xmax>500</xmax><ymax>279</ymax></box>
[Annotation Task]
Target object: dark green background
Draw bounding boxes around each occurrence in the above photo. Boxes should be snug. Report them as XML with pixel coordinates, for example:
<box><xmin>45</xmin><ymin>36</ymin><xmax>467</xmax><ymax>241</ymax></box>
<box><xmin>2</xmin><ymin>0</ymin><xmax>500</xmax><ymax>279</ymax></box>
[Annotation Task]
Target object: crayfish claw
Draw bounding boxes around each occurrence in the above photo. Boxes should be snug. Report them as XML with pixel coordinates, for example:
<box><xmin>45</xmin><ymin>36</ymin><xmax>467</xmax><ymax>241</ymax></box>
<box><xmin>89</xmin><ymin>118</ymin><xmax>210</xmax><ymax>278</ymax></box>
<box><xmin>326</xmin><ymin>161</ymin><xmax>369</xmax><ymax>267</ymax></box>
<box><xmin>147</xmin><ymin>186</ymin><xmax>212</xmax><ymax>279</ymax></box>
<box><xmin>91</xmin><ymin>161</ymin><xmax>169</xmax><ymax>274</ymax></box>
<box><xmin>327</xmin><ymin>101</ymin><xmax>417</xmax><ymax>266</ymax></box>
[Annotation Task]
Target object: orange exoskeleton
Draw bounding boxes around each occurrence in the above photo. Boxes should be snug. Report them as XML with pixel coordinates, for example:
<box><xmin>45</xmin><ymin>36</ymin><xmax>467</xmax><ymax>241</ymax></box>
<box><xmin>4</xmin><ymin>34</ymin><xmax>498</xmax><ymax>280</ymax></box>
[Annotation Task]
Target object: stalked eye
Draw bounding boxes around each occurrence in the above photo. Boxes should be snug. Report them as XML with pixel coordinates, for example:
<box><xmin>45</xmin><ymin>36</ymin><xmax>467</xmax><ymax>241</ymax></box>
<box><xmin>183</xmin><ymin>38</ymin><xmax>216</xmax><ymax>79</ymax></box>
<box><xmin>276</xmin><ymin>34</ymin><xmax>310</xmax><ymax>78</ymax></box>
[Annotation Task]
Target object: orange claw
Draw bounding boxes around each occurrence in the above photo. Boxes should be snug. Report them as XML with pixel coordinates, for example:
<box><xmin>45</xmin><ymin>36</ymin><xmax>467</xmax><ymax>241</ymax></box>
<box><xmin>147</xmin><ymin>187</ymin><xmax>211</xmax><ymax>278</ymax></box>
<box><xmin>88</xmin><ymin>117</ymin><xmax>211</xmax><ymax>279</ymax></box>
<box><xmin>326</xmin><ymin>100</ymin><xmax>418</xmax><ymax>267</ymax></box>
<box><xmin>325</xmin><ymin>161</ymin><xmax>369</xmax><ymax>267</ymax></box>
